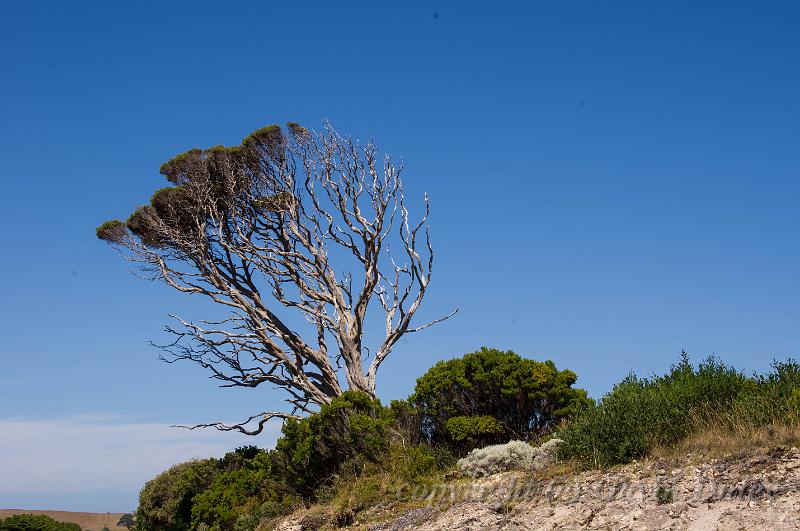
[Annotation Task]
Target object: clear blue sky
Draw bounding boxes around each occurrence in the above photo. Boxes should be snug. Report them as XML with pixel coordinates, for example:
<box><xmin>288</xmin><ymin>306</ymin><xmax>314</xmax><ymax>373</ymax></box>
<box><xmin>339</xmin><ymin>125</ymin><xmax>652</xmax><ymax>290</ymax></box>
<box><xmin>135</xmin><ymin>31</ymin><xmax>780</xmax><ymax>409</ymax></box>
<box><xmin>1</xmin><ymin>1</ymin><xmax>798</xmax><ymax>512</ymax></box>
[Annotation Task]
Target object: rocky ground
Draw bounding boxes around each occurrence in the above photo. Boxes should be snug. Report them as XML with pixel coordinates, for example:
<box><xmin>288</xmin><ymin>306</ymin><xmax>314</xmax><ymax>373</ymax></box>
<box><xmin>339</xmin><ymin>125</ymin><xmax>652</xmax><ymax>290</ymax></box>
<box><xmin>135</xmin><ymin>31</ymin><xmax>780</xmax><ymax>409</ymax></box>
<box><xmin>276</xmin><ymin>446</ymin><xmax>800</xmax><ymax>530</ymax></box>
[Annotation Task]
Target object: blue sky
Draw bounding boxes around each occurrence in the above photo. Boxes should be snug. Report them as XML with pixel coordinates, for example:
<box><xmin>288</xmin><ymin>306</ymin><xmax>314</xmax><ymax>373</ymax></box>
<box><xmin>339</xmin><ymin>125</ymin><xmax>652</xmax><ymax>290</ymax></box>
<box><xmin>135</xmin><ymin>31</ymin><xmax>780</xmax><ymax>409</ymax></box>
<box><xmin>1</xmin><ymin>1</ymin><xmax>798</xmax><ymax>512</ymax></box>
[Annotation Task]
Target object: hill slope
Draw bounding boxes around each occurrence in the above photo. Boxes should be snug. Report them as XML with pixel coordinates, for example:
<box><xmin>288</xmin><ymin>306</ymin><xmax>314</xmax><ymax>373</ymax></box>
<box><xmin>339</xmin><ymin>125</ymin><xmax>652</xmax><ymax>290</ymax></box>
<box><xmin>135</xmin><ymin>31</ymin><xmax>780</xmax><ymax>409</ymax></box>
<box><xmin>274</xmin><ymin>446</ymin><xmax>800</xmax><ymax>530</ymax></box>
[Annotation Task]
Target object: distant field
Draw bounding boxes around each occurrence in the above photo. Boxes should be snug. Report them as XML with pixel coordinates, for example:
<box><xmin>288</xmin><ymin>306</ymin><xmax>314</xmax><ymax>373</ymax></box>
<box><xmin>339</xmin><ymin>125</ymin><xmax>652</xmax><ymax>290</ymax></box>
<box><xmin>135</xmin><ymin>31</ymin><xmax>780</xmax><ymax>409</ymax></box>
<box><xmin>0</xmin><ymin>509</ymin><xmax>129</xmax><ymax>530</ymax></box>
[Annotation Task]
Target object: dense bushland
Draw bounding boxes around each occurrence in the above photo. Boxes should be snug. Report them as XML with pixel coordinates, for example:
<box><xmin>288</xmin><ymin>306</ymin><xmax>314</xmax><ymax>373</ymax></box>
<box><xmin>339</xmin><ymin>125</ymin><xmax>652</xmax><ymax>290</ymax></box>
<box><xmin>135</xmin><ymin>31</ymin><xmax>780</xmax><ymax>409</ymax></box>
<box><xmin>557</xmin><ymin>353</ymin><xmax>800</xmax><ymax>467</ymax></box>
<box><xmin>136</xmin><ymin>392</ymin><xmax>441</xmax><ymax>530</ymax></box>
<box><xmin>135</xmin><ymin>349</ymin><xmax>800</xmax><ymax>530</ymax></box>
<box><xmin>189</xmin><ymin>449</ymin><xmax>295</xmax><ymax>530</ymax></box>
<box><xmin>136</xmin><ymin>348</ymin><xmax>583</xmax><ymax>530</ymax></box>
<box><xmin>0</xmin><ymin>514</ymin><xmax>81</xmax><ymax>531</ymax></box>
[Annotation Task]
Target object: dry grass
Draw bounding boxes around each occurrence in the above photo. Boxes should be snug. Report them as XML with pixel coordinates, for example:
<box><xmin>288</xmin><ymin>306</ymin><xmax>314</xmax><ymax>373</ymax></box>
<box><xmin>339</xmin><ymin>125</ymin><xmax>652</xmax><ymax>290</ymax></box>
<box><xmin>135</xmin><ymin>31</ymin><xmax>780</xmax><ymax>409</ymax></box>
<box><xmin>0</xmin><ymin>509</ymin><xmax>129</xmax><ymax>530</ymax></box>
<box><xmin>650</xmin><ymin>420</ymin><xmax>800</xmax><ymax>462</ymax></box>
<box><xmin>255</xmin><ymin>447</ymin><xmax>451</xmax><ymax>530</ymax></box>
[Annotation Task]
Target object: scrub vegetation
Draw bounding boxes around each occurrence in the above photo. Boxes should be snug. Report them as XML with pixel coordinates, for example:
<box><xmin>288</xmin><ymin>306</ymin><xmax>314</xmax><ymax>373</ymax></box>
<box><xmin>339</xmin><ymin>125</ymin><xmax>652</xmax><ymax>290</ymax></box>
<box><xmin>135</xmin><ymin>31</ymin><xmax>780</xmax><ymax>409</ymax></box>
<box><xmin>131</xmin><ymin>349</ymin><xmax>800</xmax><ymax>530</ymax></box>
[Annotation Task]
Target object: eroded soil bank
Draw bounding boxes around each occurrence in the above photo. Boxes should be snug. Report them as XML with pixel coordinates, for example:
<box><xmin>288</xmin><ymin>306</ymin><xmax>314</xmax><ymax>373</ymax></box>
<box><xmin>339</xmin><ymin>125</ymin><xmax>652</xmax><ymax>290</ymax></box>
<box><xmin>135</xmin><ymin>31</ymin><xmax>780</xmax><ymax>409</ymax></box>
<box><xmin>276</xmin><ymin>446</ymin><xmax>800</xmax><ymax>530</ymax></box>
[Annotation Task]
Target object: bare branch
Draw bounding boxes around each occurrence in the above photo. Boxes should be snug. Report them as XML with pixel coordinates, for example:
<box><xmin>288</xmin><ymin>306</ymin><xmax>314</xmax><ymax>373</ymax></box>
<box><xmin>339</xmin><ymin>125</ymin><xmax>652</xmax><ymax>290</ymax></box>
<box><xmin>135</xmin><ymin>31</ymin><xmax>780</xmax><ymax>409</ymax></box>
<box><xmin>173</xmin><ymin>411</ymin><xmax>302</xmax><ymax>436</ymax></box>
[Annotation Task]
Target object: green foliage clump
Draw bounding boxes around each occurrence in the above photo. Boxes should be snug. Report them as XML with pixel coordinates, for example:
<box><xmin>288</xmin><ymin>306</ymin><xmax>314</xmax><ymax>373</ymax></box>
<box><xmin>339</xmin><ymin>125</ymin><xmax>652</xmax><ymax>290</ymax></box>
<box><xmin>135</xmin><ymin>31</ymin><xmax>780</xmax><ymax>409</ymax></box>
<box><xmin>136</xmin><ymin>458</ymin><xmax>219</xmax><ymax>531</ymax></box>
<box><xmin>243</xmin><ymin>124</ymin><xmax>283</xmax><ymax>148</ymax></box>
<box><xmin>556</xmin><ymin>352</ymin><xmax>798</xmax><ymax>468</ymax></box>
<box><xmin>275</xmin><ymin>391</ymin><xmax>395</xmax><ymax>497</ymax></box>
<box><xmin>150</xmin><ymin>186</ymin><xmax>193</xmax><ymax>218</ymax></box>
<box><xmin>656</xmin><ymin>485</ymin><xmax>674</xmax><ymax>505</ymax></box>
<box><xmin>125</xmin><ymin>205</ymin><xmax>163</xmax><ymax>248</ymax></box>
<box><xmin>159</xmin><ymin>148</ymin><xmax>203</xmax><ymax>184</ymax></box>
<box><xmin>102</xmin><ymin>123</ymin><xmax>305</xmax><ymax>253</ymax></box>
<box><xmin>445</xmin><ymin>415</ymin><xmax>505</xmax><ymax>453</ymax></box>
<box><xmin>95</xmin><ymin>219</ymin><xmax>127</xmax><ymax>243</ymax></box>
<box><xmin>731</xmin><ymin>359</ymin><xmax>800</xmax><ymax>425</ymax></box>
<box><xmin>410</xmin><ymin>347</ymin><xmax>590</xmax><ymax>453</ymax></box>
<box><xmin>285</xmin><ymin>121</ymin><xmax>310</xmax><ymax>139</ymax></box>
<box><xmin>241</xmin><ymin>124</ymin><xmax>287</xmax><ymax>162</ymax></box>
<box><xmin>190</xmin><ymin>449</ymin><xmax>296</xmax><ymax>530</ymax></box>
<box><xmin>389</xmin><ymin>444</ymin><xmax>440</xmax><ymax>481</ymax></box>
<box><xmin>116</xmin><ymin>514</ymin><xmax>135</xmax><ymax>529</ymax></box>
<box><xmin>0</xmin><ymin>514</ymin><xmax>81</xmax><ymax>531</ymax></box>
<box><xmin>253</xmin><ymin>192</ymin><xmax>295</xmax><ymax>213</ymax></box>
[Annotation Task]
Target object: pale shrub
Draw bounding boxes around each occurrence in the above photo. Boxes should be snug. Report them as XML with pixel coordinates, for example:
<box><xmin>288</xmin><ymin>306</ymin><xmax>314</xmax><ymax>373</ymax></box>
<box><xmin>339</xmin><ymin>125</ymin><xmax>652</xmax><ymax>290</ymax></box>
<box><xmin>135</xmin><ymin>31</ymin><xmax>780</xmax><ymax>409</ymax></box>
<box><xmin>532</xmin><ymin>438</ymin><xmax>563</xmax><ymax>470</ymax></box>
<box><xmin>457</xmin><ymin>438</ymin><xmax>563</xmax><ymax>477</ymax></box>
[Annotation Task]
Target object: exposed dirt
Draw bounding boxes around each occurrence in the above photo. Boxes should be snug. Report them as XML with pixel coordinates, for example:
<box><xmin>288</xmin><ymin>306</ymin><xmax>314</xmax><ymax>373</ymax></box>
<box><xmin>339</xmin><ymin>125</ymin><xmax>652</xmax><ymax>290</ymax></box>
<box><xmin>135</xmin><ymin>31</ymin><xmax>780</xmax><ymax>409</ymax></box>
<box><xmin>275</xmin><ymin>446</ymin><xmax>800</xmax><ymax>530</ymax></box>
<box><xmin>0</xmin><ymin>509</ymin><xmax>130</xmax><ymax>530</ymax></box>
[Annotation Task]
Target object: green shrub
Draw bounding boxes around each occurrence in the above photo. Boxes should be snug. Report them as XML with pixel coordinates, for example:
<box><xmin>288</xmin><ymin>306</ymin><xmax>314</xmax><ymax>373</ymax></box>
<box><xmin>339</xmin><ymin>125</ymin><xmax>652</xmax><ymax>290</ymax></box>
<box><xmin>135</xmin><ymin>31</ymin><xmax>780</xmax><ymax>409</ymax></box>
<box><xmin>134</xmin><ymin>393</ymin><xmax>406</xmax><ymax>528</ymax></box>
<box><xmin>391</xmin><ymin>444</ymin><xmax>440</xmax><ymax>480</ymax></box>
<box><xmin>136</xmin><ymin>458</ymin><xmax>219</xmax><ymax>530</ymax></box>
<box><xmin>790</xmin><ymin>389</ymin><xmax>800</xmax><ymax>420</ymax></box>
<box><xmin>557</xmin><ymin>353</ymin><xmax>751</xmax><ymax>467</ymax></box>
<box><xmin>445</xmin><ymin>415</ymin><xmax>505</xmax><ymax>452</ymax></box>
<box><xmin>656</xmin><ymin>485</ymin><xmax>674</xmax><ymax>505</ymax></box>
<box><xmin>410</xmin><ymin>347</ymin><xmax>590</xmax><ymax>453</ymax></box>
<box><xmin>389</xmin><ymin>399</ymin><xmax>424</xmax><ymax>446</ymax></box>
<box><xmin>191</xmin><ymin>449</ymin><xmax>296</xmax><ymax>530</ymax></box>
<box><xmin>117</xmin><ymin>514</ymin><xmax>135</xmax><ymax>530</ymax></box>
<box><xmin>730</xmin><ymin>359</ymin><xmax>800</xmax><ymax>426</ymax></box>
<box><xmin>275</xmin><ymin>390</ymin><xmax>395</xmax><ymax>497</ymax></box>
<box><xmin>216</xmin><ymin>445</ymin><xmax>265</xmax><ymax>474</ymax></box>
<box><xmin>132</xmin><ymin>352</ymin><xmax>800</xmax><ymax>527</ymax></box>
<box><xmin>0</xmin><ymin>514</ymin><xmax>81</xmax><ymax>531</ymax></box>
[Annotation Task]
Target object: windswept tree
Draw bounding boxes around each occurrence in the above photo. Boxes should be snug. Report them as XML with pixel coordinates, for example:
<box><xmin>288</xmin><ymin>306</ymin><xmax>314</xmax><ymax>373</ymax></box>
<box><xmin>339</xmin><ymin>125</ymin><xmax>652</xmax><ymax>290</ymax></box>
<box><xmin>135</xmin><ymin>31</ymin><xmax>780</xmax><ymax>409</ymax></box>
<box><xmin>97</xmin><ymin>122</ymin><xmax>454</xmax><ymax>434</ymax></box>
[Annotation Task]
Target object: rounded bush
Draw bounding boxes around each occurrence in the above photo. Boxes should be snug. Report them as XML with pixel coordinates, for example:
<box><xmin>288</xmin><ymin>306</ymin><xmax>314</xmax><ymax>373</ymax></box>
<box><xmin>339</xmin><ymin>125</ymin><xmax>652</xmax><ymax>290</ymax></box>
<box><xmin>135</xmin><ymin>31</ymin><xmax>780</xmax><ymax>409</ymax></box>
<box><xmin>410</xmin><ymin>347</ymin><xmax>590</xmax><ymax>453</ymax></box>
<box><xmin>190</xmin><ymin>450</ymin><xmax>295</xmax><ymax>530</ymax></box>
<box><xmin>275</xmin><ymin>391</ymin><xmax>395</xmax><ymax>497</ymax></box>
<box><xmin>136</xmin><ymin>458</ymin><xmax>219</xmax><ymax>531</ymax></box>
<box><xmin>456</xmin><ymin>438</ymin><xmax>563</xmax><ymax>477</ymax></box>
